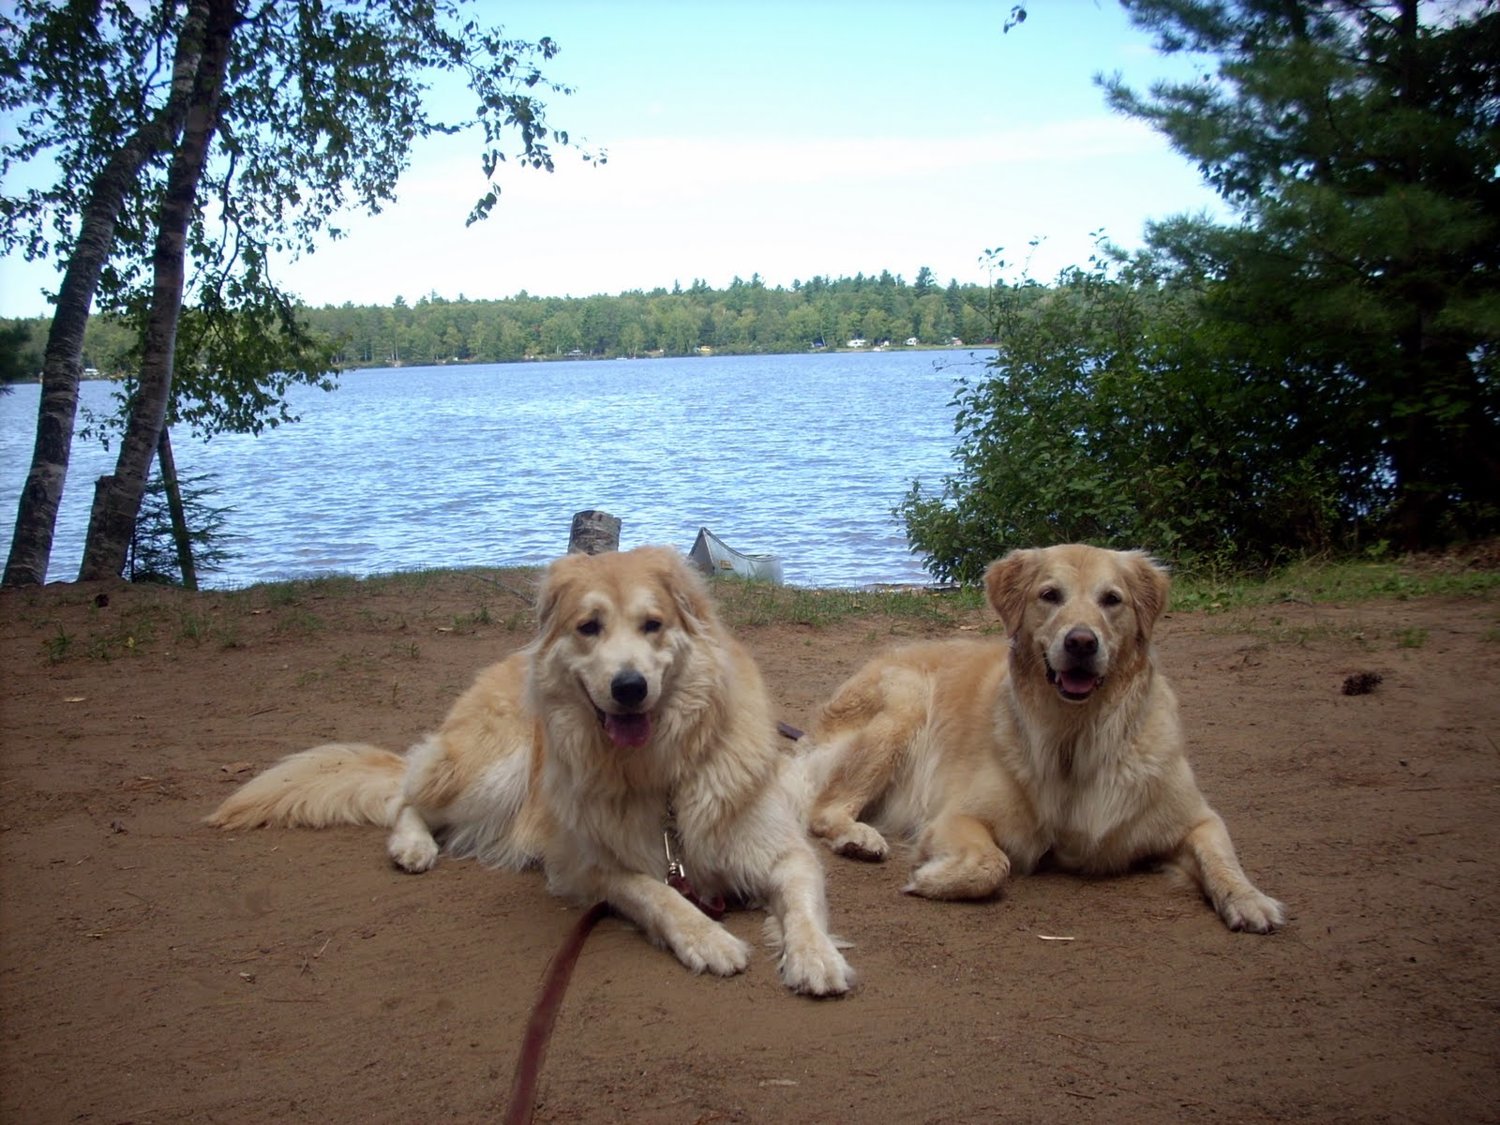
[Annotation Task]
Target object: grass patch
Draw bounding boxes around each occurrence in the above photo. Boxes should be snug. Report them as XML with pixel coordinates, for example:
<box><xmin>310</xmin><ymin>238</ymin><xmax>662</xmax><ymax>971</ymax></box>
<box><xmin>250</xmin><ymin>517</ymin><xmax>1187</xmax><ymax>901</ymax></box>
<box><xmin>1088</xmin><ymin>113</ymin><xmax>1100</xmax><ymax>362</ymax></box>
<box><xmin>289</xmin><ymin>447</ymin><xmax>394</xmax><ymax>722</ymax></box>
<box><xmin>84</xmin><ymin>614</ymin><xmax>155</xmax><ymax>661</ymax></box>
<box><xmin>445</xmin><ymin>605</ymin><xmax>496</xmax><ymax>633</ymax></box>
<box><xmin>256</xmin><ymin>574</ymin><xmax>361</xmax><ymax>606</ymax></box>
<box><xmin>176</xmin><ymin>609</ymin><xmax>214</xmax><ymax>643</ymax></box>
<box><xmin>1169</xmin><ymin>556</ymin><xmax>1500</xmax><ymax>614</ymax></box>
<box><xmin>1395</xmin><ymin>627</ymin><xmax>1430</xmax><ymax>649</ymax></box>
<box><xmin>44</xmin><ymin>624</ymin><xmax>73</xmax><ymax>664</ymax></box>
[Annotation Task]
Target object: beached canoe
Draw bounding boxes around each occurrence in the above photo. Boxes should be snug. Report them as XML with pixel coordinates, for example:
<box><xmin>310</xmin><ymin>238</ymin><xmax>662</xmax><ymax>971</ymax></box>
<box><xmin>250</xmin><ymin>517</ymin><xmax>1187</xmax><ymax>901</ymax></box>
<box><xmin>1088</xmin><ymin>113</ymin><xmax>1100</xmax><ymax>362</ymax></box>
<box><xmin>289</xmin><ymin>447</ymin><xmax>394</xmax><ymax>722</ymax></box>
<box><xmin>688</xmin><ymin>527</ymin><xmax>784</xmax><ymax>584</ymax></box>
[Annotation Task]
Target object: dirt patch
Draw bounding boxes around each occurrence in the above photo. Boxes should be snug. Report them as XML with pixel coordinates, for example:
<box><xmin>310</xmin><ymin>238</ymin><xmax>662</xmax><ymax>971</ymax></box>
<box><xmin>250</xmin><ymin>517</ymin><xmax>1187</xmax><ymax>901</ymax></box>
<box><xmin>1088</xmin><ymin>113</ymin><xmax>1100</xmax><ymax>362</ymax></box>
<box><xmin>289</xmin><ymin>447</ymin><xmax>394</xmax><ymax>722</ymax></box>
<box><xmin>3</xmin><ymin>573</ymin><xmax>1498</xmax><ymax>1123</ymax></box>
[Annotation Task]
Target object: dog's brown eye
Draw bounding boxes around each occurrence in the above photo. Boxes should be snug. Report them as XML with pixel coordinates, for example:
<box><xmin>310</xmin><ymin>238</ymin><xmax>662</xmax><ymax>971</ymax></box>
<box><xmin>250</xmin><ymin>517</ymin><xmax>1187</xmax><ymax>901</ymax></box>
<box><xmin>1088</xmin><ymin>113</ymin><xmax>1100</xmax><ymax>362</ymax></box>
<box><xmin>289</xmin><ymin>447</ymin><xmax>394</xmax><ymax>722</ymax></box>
<box><xmin>577</xmin><ymin>619</ymin><xmax>601</xmax><ymax>637</ymax></box>
<box><xmin>642</xmin><ymin>618</ymin><xmax>662</xmax><ymax>634</ymax></box>
<box><xmin>1039</xmin><ymin>587</ymin><xmax>1061</xmax><ymax>604</ymax></box>
<box><xmin>1101</xmin><ymin>591</ymin><xmax>1123</xmax><ymax>607</ymax></box>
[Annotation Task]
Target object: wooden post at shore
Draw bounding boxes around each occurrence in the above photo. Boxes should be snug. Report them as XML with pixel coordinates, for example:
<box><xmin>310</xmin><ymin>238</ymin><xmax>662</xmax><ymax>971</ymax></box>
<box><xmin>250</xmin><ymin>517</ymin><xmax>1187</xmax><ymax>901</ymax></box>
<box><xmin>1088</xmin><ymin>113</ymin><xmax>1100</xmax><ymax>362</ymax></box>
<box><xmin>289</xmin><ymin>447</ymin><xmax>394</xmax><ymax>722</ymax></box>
<box><xmin>567</xmin><ymin>510</ymin><xmax>620</xmax><ymax>555</ymax></box>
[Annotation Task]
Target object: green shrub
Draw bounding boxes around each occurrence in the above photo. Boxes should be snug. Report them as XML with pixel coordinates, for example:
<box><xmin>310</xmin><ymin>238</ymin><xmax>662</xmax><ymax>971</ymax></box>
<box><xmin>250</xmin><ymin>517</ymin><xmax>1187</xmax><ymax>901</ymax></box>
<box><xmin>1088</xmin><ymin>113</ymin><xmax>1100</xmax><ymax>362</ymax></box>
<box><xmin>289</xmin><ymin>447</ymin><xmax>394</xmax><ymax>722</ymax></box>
<box><xmin>900</xmin><ymin>258</ymin><xmax>1377</xmax><ymax>584</ymax></box>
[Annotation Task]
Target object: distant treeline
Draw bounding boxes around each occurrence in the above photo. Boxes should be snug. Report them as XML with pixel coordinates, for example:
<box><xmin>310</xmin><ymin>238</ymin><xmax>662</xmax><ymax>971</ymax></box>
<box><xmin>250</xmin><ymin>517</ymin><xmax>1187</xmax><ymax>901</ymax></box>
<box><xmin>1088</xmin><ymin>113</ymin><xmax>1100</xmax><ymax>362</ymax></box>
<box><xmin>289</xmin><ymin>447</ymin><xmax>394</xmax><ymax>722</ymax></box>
<box><xmin>0</xmin><ymin>269</ymin><xmax>1000</xmax><ymax>378</ymax></box>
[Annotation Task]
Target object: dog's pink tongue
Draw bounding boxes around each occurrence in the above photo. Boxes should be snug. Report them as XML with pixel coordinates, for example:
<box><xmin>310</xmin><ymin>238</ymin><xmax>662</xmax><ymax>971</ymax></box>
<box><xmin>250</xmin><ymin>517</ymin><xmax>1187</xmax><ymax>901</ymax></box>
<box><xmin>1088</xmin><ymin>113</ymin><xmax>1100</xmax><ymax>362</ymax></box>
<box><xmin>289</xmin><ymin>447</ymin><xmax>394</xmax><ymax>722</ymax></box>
<box><xmin>604</xmin><ymin>712</ymin><xmax>653</xmax><ymax>748</ymax></box>
<box><xmin>1060</xmin><ymin>670</ymin><xmax>1099</xmax><ymax>696</ymax></box>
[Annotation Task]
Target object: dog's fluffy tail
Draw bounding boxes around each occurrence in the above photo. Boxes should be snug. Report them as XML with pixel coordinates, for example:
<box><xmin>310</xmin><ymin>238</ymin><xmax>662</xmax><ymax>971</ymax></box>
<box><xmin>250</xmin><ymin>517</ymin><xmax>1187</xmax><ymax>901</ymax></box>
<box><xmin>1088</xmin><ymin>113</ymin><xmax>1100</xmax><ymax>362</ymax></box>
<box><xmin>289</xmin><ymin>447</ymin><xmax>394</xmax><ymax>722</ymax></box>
<box><xmin>205</xmin><ymin>742</ymin><xmax>405</xmax><ymax>831</ymax></box>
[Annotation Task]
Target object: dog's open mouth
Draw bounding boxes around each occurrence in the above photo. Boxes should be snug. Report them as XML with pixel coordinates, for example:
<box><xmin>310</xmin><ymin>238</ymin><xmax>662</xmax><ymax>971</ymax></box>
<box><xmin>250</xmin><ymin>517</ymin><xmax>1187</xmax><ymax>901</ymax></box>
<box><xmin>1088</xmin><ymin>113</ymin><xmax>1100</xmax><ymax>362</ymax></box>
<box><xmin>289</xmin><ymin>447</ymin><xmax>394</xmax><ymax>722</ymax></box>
<box><xmin>597</xmin><ymin>708</ymin><xmax>654</xmax><ymax>748</ymax></box>
<box><xmin>1045</xmin><ymin>661</ymin><xmax>1103</xmax><ymax>702</ymax></box>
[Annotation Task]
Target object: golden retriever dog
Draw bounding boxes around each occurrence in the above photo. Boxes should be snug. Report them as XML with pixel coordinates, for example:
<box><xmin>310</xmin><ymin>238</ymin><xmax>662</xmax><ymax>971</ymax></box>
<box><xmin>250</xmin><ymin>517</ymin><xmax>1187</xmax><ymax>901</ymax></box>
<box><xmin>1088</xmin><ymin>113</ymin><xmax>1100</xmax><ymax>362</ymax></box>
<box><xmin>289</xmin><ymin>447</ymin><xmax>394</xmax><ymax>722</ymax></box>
<box><xmin>208</xmin><ymin>546</ymin><xmax>853</xmax><ymax>995</ymax></box>
<box><xmin>802</xmin><ymin>543</ymin><xmax>1285</xmax><ymax>933</ymax></box>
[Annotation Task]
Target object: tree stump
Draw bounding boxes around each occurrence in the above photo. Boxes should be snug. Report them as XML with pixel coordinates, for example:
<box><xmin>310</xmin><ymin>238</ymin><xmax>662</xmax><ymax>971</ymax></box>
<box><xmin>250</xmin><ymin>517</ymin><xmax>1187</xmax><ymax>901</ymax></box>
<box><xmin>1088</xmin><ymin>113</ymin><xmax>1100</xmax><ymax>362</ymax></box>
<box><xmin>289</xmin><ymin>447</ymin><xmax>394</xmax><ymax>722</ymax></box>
<box><xmin>567</xmin><ymin>510</ymin><xmax>621</xmax><ymax>555</ymax></box>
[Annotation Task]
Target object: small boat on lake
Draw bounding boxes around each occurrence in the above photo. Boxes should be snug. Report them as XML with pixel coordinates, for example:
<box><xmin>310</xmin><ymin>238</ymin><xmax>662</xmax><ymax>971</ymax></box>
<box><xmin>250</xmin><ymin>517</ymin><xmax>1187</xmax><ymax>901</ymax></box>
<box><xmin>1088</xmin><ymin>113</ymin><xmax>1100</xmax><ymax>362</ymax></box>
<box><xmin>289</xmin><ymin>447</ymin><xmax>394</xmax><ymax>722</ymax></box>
<box><xmin>688</xmin><ymin>527</ymin><xmax>784</xmax><ymax>584</ymax></box>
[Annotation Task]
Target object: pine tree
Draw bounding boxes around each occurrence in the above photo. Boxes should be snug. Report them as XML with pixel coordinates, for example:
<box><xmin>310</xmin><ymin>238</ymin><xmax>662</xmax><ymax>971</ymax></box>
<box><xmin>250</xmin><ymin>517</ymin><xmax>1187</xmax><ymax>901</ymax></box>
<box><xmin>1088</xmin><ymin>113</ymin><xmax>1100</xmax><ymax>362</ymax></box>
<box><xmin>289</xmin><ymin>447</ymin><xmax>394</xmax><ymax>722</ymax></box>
<box><xmin>1105</xmin><ymin>0</ymin><xmax>1500</xmax><ymax>547</ymax></box>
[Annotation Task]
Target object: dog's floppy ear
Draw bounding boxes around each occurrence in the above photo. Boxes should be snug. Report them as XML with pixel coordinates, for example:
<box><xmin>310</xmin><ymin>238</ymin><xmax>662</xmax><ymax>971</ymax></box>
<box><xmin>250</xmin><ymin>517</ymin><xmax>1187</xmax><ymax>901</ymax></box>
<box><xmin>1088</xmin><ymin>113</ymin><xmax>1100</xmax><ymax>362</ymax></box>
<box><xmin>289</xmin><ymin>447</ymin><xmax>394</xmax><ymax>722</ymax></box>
<box><xmin>651</xmin><ymin>547</ymin><xmax>719</xmax><ymax>635</ymax></box>
<box><xmin>1124</xmin><ymin>551</ymin><xmax>1171</xmax><ymax>640</ymax></box>
<box><xmin>536</xmin><ymin>552</ymin><xmax>586</xmax><ymax>639</ymax></box>
<box><xmin>983</xmin><ymin>548</ymin><xmax>1038</xmax><ymax>634</ymax></box>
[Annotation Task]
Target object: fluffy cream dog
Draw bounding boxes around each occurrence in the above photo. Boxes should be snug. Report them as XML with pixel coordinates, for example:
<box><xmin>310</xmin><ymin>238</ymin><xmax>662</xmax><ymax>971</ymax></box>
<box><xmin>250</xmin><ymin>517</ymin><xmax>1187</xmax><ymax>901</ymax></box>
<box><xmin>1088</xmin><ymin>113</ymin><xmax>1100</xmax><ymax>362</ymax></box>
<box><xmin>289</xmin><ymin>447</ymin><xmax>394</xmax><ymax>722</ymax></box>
<box><xmin>209</xmin><ymin>546</ymin><xmax>853</xmax><ymax>995</ymax></box>
<box><xmin>803</xmin><ymin>544</ymin><xmax>1285</xmax><ymax>933</ymax></box>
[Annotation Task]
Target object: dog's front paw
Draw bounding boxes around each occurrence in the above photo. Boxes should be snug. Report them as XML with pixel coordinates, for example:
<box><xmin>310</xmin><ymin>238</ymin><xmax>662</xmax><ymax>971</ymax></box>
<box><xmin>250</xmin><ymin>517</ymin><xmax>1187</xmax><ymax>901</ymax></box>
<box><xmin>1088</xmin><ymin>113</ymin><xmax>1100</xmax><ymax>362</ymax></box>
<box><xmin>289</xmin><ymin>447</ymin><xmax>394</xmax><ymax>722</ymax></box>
<box><xmin>830</xmin><ymin>822</ymin><xmax>889</xmax><ymax>863</ymax></box>
<box><xmin>672</xmin><ymin>924</ymin><xmax>752</xmax><ymax>977</ymax></box>
<box><xmin>780</xmin><ymin>933</ymin><xmax>854</xmax><ymax>997</ymax></box>
<box><xmin>1219</xmin><ymin>889</ymin><xmax>1286</xmax><ymax>934</ymax></box>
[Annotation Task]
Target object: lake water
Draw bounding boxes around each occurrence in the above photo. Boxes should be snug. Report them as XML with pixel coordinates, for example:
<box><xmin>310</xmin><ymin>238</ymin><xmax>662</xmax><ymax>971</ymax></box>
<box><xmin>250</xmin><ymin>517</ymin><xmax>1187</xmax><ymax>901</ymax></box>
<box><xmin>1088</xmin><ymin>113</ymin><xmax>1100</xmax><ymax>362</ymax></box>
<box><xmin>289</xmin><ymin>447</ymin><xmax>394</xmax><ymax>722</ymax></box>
<box><xmin>0</xmin><ymin>349</ymin><xmax>991</xmax><ymax>588</ymax></box>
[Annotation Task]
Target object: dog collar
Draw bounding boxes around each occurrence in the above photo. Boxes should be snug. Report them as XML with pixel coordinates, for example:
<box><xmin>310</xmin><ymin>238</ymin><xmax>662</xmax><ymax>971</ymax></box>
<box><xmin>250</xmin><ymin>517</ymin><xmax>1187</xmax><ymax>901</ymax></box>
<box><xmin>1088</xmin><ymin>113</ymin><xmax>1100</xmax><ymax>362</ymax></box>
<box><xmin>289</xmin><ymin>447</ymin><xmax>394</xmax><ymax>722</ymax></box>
<box><xmin>661</xmin><ymin>807</ymin><xmax>726</xmax><ymax>920</ymax></box>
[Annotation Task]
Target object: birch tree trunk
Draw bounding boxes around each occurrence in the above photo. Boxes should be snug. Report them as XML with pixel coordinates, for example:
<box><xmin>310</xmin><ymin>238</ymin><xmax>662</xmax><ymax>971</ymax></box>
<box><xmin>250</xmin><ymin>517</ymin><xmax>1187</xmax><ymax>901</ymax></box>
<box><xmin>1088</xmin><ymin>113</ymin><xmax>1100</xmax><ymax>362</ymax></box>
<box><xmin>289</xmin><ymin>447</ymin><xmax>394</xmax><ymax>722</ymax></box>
<box><xmin>78</xmin><ymin>0</ymin><xmax>237</xmax><ymax>582</ymax></box>
<box><xmin>1</xmin><ymin>4</ymin><xmax>212</xmax><ymax>587</ymax></box>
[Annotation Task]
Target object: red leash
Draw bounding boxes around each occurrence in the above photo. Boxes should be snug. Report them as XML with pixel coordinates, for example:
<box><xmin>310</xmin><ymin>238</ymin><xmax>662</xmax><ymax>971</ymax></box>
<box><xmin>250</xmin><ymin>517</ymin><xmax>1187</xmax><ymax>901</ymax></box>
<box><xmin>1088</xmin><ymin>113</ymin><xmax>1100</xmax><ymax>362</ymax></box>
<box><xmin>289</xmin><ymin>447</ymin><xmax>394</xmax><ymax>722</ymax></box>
<box><xmin>502</xmin><ymin>901</ymin><xmax>609</xmax><ymax>1125</ymax></box>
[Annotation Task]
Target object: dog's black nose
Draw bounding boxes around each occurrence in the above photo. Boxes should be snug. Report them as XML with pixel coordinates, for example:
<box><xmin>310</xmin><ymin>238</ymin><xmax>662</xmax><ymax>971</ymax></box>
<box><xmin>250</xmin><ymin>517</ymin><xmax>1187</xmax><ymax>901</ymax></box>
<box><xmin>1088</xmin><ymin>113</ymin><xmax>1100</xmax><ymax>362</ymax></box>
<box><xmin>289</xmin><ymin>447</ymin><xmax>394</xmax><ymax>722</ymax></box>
<box><xmin>611</xmin><ymin>669</ymin><xmax>649</xmax><ymax>708</ymax></box>
<box><xmin>1064</xmin><ymin>627</ymin><xmax>1098</xmax><ymax>658</ymax></box>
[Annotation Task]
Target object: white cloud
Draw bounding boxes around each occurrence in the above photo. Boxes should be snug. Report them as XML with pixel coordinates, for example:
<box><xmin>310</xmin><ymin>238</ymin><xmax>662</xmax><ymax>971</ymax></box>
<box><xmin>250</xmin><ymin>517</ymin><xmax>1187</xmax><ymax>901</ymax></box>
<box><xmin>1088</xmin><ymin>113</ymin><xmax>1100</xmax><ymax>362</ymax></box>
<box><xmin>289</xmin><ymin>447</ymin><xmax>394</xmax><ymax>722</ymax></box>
<box><xmin>398</xmin><ymin>116</ymin><xmax>1176</xmax><ymax>208</ymax></box>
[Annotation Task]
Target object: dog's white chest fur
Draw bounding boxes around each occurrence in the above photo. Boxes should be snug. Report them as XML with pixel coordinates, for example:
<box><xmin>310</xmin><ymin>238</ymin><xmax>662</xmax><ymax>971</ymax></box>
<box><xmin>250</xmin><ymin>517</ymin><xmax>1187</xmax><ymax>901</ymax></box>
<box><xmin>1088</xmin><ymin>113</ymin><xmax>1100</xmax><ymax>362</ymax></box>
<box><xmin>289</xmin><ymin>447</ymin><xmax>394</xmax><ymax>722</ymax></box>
<box><xmin>1004</xmin><ymin>682</ymin><xmax>1171</xmax><ymax>873</ymax></box>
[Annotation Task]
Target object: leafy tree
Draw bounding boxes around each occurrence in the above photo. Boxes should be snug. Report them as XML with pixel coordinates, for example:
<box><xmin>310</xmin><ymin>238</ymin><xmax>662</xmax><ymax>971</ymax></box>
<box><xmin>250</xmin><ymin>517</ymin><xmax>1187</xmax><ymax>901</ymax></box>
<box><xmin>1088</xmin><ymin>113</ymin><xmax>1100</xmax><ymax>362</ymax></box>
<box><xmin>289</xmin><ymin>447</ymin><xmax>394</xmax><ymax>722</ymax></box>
<box><xmin>78</xmin><ymin>0</ymin><xmax>238</xmax><ymax>582</ymax></box>
<box><xmin>1103</xmin><ymin>0</ymin><xmax>1500</xmax><ymax>548</ymax></box>
<box><xmin>541</xmin><ymin>309</ymin><xmax>584</xmax><ymax>355</ymax></box>
<box><xmin>1</xmin><ymin>1</ymin><xmax>214</xmax><ymax>585</ymax></box>
<box><xmin>2</xmin><ymin>0</ymin><xmax>585</xmax><ymax>585</ymax></box>
<box><xmin>618</xmin><ymin>320</ymin><xmax>646</xmax><ymax>358</ymax></box>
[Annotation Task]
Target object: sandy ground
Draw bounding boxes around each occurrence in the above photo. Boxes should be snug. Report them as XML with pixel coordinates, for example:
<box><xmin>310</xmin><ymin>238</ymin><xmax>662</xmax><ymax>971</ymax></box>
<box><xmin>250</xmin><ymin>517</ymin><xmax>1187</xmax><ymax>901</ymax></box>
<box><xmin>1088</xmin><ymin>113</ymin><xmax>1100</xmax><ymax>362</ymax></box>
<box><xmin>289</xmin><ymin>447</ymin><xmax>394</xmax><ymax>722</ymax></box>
<box><xmin>2</xmin><ymin>566</ymin><xmax>1498</xmax><ymax>1124</ymax></box>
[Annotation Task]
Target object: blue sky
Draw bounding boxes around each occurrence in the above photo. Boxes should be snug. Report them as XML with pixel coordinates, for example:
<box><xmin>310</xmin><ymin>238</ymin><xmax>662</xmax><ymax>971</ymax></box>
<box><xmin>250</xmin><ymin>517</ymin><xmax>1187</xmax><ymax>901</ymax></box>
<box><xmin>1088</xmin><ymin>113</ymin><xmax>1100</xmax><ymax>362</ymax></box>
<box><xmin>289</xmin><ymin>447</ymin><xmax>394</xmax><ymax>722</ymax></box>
<box><xmin>0</xmin><ymin>0</ymin><xmax>1226</xmax><ymax>317</ymax></box>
